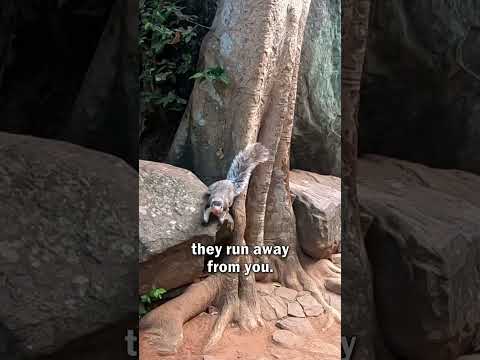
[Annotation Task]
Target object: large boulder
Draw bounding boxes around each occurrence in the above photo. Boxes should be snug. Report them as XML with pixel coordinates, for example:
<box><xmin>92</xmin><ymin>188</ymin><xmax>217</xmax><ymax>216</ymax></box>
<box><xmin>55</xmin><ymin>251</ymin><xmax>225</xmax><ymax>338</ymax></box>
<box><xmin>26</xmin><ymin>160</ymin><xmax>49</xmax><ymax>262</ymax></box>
<box><xmin>289</xmin><ymin>170</ymin><xmax>341</xmax><ymax>259</ymax></box>
<box><xmin>139</xmin><ymin>161</ymin><xmax>218</xmax><ymax>294</ymax></box>
<box><xmin>358</xmin><ymin>155</ymin><xmax>480</xmax><ymax>360</ymax></box>
<box><xmin>291</xmin><ymin>0</ymin><xmax>341</xmax><ymax>176</ymax></box>
<box><xmin>0</xmin><ymin>132</ymin><xmax>137</xmax><ymax>357</ymax></box>
<box><xmin>360</xmin><ymin>1</ymin><xmax>480</xmax><ymax>175</ymax></box>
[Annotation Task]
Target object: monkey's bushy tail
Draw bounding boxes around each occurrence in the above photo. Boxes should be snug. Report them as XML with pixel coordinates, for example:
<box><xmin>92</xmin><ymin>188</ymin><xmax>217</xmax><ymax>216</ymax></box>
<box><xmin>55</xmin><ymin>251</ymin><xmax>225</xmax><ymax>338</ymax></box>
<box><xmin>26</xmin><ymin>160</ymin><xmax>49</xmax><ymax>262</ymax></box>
<box><xmin>227</xmin><ymin>142</ymin><xmax>270</xmax><ymax>195</ymax></box>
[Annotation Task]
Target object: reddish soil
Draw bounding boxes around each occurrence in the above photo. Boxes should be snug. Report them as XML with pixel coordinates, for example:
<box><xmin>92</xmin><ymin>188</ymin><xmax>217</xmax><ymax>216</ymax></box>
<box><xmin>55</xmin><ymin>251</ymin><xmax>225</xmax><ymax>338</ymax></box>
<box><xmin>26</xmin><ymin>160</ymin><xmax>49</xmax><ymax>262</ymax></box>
<box><xmin>140</xmin><ymin>311</ymin><xmax>340</xmax><ymax>360</ymax></box>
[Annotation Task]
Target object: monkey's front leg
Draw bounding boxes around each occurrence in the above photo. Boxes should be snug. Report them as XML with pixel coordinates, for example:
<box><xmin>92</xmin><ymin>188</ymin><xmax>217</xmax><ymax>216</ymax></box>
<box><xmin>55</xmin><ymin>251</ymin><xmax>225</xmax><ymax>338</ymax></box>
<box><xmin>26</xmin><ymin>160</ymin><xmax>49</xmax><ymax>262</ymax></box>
<box><xmin>202</xmin><ymin>206</ymin><xmax>211</xmax><ymax>226</ymax></box>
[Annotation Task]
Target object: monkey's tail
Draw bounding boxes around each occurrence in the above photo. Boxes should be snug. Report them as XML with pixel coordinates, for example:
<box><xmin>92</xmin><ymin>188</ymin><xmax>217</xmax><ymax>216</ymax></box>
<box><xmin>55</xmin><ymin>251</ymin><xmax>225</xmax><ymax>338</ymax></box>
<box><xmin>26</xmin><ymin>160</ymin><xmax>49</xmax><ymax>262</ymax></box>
<box><xmin>226</xmin><ymin>142</ymin><xmax>271</xmax><ymax>195</ymax></box>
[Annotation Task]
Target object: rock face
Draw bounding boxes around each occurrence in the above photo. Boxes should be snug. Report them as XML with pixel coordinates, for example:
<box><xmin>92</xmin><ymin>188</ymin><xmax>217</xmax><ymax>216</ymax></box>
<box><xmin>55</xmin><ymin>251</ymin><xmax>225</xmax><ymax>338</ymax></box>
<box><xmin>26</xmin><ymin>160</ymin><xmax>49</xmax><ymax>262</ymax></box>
<box><xmin>0</xmin><ymin>323</ymin><xmax>20</xmax><ymax>360</ymax></box>
<box><xmin>360</xmin><ymin>1</ymin><xmax>480</xmax><ymax>175</ymax></box>
<box><xmin>291</xmin><ymin>0</ymin><xmax>341</xmax><ymax>176</ymax></box>
<box><xmin>457</xmin><ymin>355</ymin><xmax>480</xmax><ymax>360</ymax></box>
<box><xmin>289</xmin><ymin>170</ymin><xmax>341</xmax><ymax>259</ymax></box>
<box><xmin>0</xmin><ymin>132</ymin><xmax>137</xmax><ymax>357</ymax></box>
<box><xmin>358</xmin><ymin>155</ymin><xmax>480</xmax><ymax>360</ymax></box>
<box><xmin>139</xmin><ymin>161</ymin><xmax>218</xmax><ymax>293</ymax></box>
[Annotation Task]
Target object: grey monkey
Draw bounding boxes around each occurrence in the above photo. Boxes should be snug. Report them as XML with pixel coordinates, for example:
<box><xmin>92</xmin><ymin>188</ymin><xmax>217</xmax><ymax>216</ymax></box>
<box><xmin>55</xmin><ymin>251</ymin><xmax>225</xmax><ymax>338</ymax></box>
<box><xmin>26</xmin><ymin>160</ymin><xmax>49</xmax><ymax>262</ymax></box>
<box><xmin>202</xmin><ymin>143</ymin><xmax>270</xmax><ymax>226</ymax></box>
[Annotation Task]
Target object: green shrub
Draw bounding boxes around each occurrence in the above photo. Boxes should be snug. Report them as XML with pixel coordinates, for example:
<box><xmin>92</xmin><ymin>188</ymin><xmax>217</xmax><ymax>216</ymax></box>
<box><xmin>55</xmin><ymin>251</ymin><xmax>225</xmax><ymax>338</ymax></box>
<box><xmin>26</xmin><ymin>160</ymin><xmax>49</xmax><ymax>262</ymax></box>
<box><xmin>139</xmin><ymin>287</ymin><xmax>167</xmax><ymax>317</ymax></box>
<box><xmin>139</xmin><ymin>0</ymin><xmax>202</xmax><ymax>115</ymax></box>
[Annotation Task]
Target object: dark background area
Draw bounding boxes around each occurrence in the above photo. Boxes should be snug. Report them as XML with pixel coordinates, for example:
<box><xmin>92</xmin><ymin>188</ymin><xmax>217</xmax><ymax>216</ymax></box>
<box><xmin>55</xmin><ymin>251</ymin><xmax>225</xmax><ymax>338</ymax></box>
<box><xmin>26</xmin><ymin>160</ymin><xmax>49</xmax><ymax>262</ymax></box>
<box><xmin>0</xmin><ymin>0</ymin><xmax>138</xmax><ymax>167</ymax></box>
<box><xmin>351</xmin><ymin>1</ymin><xmax>480</xmax><ymax>359</ymax></box>
<box><xmin>0</xmin><ymin>1</ymin><xmax>138</xmax><ymax>359</ymax></box>
<box><xmin>138</xmin><ymin>0</ymin><xmax>217</xmax><ymax>161</ymax></box>
<box><xmin>358</xmin><ymin>0</ymin><xmax>480</xmax><ymax>175</ymax></box>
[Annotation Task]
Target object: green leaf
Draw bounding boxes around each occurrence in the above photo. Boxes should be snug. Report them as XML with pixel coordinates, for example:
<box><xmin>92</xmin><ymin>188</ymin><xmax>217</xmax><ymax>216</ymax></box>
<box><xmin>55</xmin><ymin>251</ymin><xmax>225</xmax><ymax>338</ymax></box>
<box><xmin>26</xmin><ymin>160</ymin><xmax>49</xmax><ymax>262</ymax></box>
<box><xmin>176</xmin><ymin>97</ymin><xmax>187</xmax><ymax>105</ymax></box>
<box><xmin>189</xmin><ymin>72</ymin><xmax>205</xmax><ymax>80</ymax></box>
<box><xmin>155</xmin><ymin>71</ymin><xmax>172</xmax><ymax>82</ymax></box>
<box><xmin>139</xmin><ymin>0</ymin><xmax>204</xmax><ymax>118</ymax></box>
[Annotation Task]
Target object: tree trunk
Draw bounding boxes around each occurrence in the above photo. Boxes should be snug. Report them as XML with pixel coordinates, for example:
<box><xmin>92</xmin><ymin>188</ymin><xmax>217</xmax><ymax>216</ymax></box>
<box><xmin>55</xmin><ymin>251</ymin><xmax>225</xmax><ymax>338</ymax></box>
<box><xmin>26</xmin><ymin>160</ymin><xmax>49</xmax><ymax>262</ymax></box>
<box><xmin>341</xmin><ymin>0</ymin><xmax>376</xmax><ymax>359</ymax></box>
<box><xmin>141</xmin><ymin>0</ymin><xmax>339</xmax><ymax>353</ymax></box>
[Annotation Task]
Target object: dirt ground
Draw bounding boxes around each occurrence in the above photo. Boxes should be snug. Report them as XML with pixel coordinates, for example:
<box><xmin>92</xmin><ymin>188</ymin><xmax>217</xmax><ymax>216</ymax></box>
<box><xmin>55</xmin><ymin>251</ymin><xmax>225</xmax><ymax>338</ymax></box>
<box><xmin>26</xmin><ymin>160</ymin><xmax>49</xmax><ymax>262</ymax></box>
<box><xmin>140</xmin><ymin>256</ymin><xmax>341</xmax><ymax>360</ymax></box>
<box><xmin>140</xmin><ymin>306</ymin><xmax>340</xmax><ymax>360</ymax></box>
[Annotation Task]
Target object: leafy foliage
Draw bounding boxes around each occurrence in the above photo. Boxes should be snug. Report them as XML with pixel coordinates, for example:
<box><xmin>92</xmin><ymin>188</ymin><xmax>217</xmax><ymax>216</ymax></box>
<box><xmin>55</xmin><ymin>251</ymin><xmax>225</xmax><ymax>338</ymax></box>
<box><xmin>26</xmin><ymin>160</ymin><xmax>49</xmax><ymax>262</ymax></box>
<box><xmin>139</xmin><ymin>287</ymin><xmax>167</xmax><ymax>317</ymax></box>
<box><xmin>190</xmin><ymin>66</ymin><xmax>230</xmax><ymax>85</ymax></box>
<box><xmin>139</xmin><ymin>0</ymin><xmax>202</xmax><ymax>115</ymax></box>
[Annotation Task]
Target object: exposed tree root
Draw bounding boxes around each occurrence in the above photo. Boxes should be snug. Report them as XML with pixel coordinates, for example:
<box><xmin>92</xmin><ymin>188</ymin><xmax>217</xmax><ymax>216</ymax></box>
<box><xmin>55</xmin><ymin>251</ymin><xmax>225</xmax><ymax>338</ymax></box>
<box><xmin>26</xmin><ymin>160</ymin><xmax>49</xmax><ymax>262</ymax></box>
<box><xmin>265</xmin><ymin>249</ymin><xmax>341</xmax><ymax>325</ymax></box>
<box><xmin>140</xmin><ymin>202</ymin><xmax>340</xmax><ymax>356</ymax></box>
<box><xmin>328</xmin><ymin>262</ymin><xmax>342</xmax><ymax>274</ymax></box>
<box><xmin>140</xmin><ymin>194</ymin><xmax>265</xmax><ymax>354</ymax></box>
<box><xmin>139</xmin><ymin>269</ymin><xmax>262</xmax><ymax>355</ymax></box>
<box><xmin>139</xmin><ymin>275</ymin><xmax>219</xmax><ymax>355</ymax></box>
<box><xmin>205</xmin><ymin>263</ymin><xmax>264</xmax><ymax>352</ymax></box>
<box><xmin>206</xmin><ymin>193</ymin><xmax>264</xmax><ymax>351</ymax></box>
<box><xmin>307</xmin><ymin>258</ymin><xmax>342</xmax><ymax>278</ymax></box>
<box><xmin>144</xmin><ymin>0</ymin><xmax>338</xmax><ymax>355</ymax></box>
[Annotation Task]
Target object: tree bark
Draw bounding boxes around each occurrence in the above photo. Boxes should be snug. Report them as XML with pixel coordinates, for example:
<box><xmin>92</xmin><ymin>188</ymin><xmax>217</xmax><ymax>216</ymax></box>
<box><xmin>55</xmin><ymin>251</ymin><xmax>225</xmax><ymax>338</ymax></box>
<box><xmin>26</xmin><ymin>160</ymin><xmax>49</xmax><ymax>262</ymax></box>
<box><xmin>341</xmin><ymin>0</ymin><xmax>376</xmax><ymax>359</ymax></box>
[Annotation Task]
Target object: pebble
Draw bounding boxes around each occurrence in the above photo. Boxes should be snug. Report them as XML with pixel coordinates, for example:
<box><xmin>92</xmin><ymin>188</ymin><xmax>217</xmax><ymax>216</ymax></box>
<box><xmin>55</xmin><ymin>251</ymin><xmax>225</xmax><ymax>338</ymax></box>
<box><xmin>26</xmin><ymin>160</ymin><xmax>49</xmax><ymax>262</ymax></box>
<box><xmin>272</xmin><ymin>330</ymin><xmax>304</xmax><ymax>349</ymax></box>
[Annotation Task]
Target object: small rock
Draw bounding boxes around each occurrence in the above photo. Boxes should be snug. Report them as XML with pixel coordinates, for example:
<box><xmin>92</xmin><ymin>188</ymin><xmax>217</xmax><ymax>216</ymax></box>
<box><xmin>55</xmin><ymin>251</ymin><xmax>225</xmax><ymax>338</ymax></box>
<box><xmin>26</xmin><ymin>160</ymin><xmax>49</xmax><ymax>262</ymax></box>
<box><xmin>297</xmin><ymin>293</ymin><xmax>317</xmax><ymax>307</ymax></box>
<box><xmin>304</xmin><ymin>304</ymin><xmax>324</xmax><ymax>317</ymax></box>
<box><xmin>260</xmin><ymin>296</ymin><xmax>277</xmax><ymax>321</ymax></box>
<box><xmin>275</xmin><ymin>286</ymin><xmax>298</xmax><ymax>302</ymax></box>
<box><xmin>276</xmin><ymin>317</ymin><xmax>315</xmax><ymax>336</ymax></box>
<box><xmin>297</xmin><ymin>294</ymin><xmax>324</xmax><ymax>317</ymax></box>
<box><xmin>287</xmin><ymin>302</ymin><xmax>306</xmax><ymax>318</ymax></box>
<box><xmin>325</xmin><ymin>277</ymin><xmax>341</xmax><ymax>295</ymax></box>
<box><xmin>331</xmin><ymin>253</ymin><xmax>341</xmax><ymax>265</ymax></box>
<box><xmin>272</xmin><ymin>330</ymin><xmax>304</xmax><ymax>349</ymax></box>
<box><xmin>265</xmin><ymin>295</ymin><xmax>288</xmax><ymax>319</ymax></box>
<box><xmin>257</xmin><ymin>282</ymin><xmax>275</xmax><ymax>296</ymax></box>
